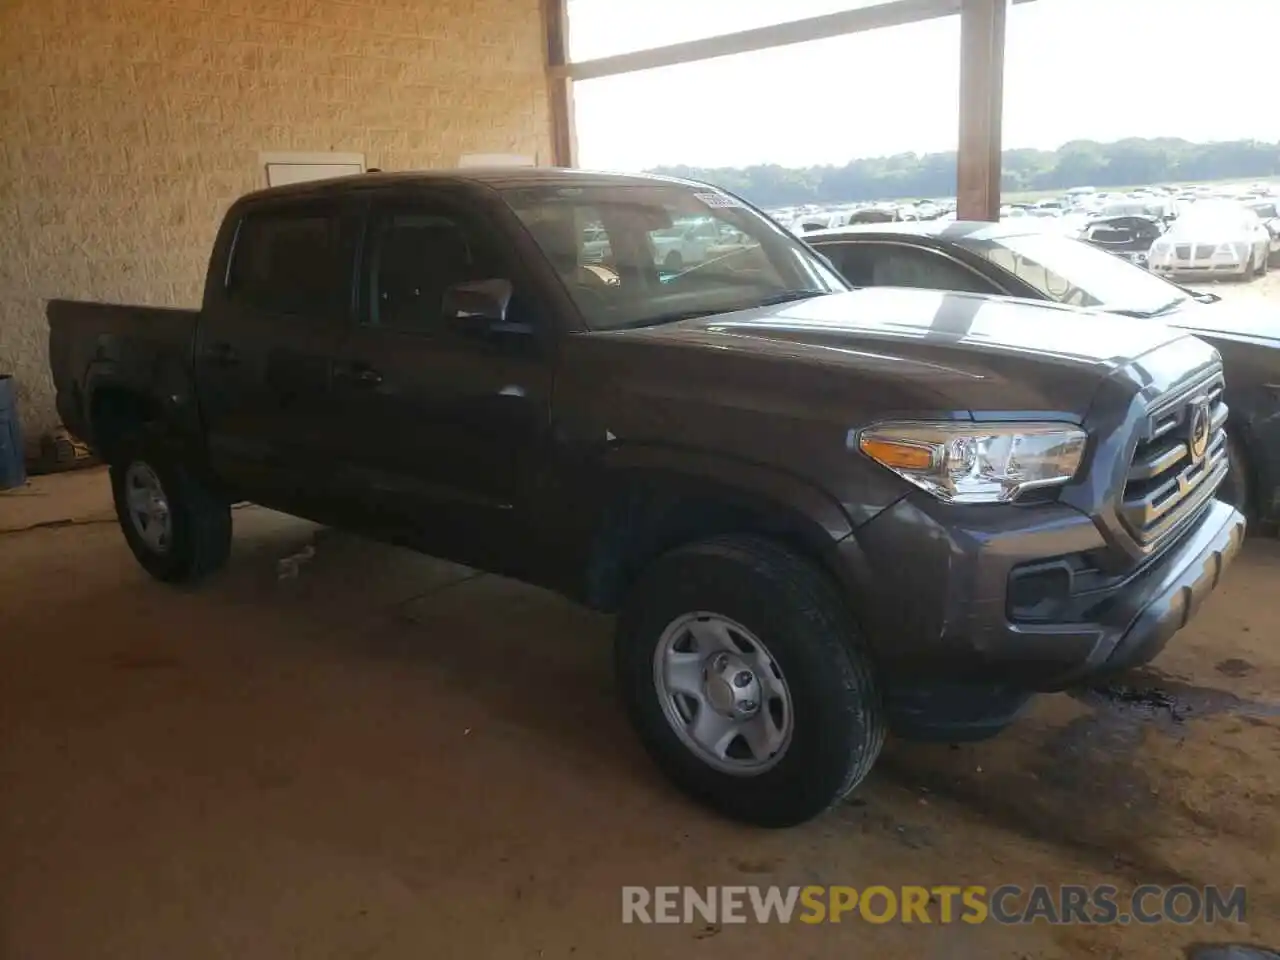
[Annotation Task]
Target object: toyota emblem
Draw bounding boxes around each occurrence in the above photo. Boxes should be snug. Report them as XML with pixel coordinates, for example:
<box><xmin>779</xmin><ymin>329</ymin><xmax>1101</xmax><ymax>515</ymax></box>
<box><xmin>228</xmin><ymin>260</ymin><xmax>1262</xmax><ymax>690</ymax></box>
<box><xmin>1187</xmin><ymin>397</ymin><xmax>1211</xmax><ymax>463</ymax></box>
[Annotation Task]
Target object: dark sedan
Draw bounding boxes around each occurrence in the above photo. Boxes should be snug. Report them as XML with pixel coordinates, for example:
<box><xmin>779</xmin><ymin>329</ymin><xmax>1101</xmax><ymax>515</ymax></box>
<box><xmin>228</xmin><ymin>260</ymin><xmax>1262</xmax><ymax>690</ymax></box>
<box><xmin>808</xmin><ymin>221</ymin><xmax>1280</xmax><ymax>523</ymax></box>
<box><xmin>1080</xmin><ymin>214</ymin><xmax>1165</xmax><ymax>266</ymax></box>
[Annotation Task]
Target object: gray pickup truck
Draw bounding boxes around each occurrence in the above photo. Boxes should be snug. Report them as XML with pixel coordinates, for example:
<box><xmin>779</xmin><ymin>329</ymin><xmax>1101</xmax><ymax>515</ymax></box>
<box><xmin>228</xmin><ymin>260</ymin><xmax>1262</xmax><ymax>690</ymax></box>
<box><xmin>48</xmin><ymin>169</ymin><xmax>1244</xmax><ymax>826</ymax></box>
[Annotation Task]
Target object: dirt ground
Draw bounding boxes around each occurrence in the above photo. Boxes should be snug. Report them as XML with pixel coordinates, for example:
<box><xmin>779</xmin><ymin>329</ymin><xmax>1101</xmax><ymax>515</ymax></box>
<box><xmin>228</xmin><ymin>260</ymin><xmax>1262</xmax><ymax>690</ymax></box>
<box><xmin>3</xmin><ymin>281</ymin><xmax>1280</xmax><ymax>959</ymax></box>
<box><xmin>1187</xmin><ymin>266</ymin><xmax>1280</xmax><ymax>305</ymax></box>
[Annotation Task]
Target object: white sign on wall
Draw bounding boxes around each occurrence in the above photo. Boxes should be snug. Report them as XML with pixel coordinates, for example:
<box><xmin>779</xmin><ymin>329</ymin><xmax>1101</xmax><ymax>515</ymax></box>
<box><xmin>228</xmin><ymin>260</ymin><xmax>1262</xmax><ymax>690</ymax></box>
<box><xmin>260</xmin><ymin>152</ymin><xmax>366</xmax><ymax>187</ymax></box>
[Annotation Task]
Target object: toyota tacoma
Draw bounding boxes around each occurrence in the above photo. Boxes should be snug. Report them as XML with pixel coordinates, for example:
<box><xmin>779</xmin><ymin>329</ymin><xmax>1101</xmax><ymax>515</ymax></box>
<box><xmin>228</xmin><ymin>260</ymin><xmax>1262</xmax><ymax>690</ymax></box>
<box><xmin>48</xmin><ymin>169</ymin><xmax>1244</xmax><ymax>826</ymax></box>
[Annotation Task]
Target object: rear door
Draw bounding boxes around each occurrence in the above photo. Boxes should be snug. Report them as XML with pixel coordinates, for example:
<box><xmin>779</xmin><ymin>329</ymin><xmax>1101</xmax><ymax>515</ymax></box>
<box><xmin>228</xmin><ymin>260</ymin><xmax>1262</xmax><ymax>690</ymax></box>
<box><xmin>330</xmin><ymin>188</ymin><xmax>555</xmax><ymax>573</ymax></box>
<box><xmin>195</xmin><ymin>197</ymin><xmax>361</xmax><ymax>512</ymax></box>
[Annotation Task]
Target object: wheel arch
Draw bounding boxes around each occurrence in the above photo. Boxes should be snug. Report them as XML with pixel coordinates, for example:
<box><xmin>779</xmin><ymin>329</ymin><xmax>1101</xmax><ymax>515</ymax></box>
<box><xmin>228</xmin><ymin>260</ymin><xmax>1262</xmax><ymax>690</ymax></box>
<box><xmin>582</xmin><ymin>445</ymin><xmax>855</xmax><ymax>612</ymax></box>
<box><xmin>86</xmin><ymin>374</ymin><xmax>164</xmax><ymax>463</ymax></box>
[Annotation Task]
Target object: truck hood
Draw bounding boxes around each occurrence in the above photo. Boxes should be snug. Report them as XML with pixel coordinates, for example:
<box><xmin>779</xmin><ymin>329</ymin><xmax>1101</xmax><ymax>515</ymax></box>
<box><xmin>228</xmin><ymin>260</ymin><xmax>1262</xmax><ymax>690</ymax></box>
<box><xmin>609</xmin><ymin>288</ymin><xmax>1202</xmax><ymax>419</ymax></box>
<box><xmin>1165</xmin><ymin>297</ymin><xmax>1280</xmax><ymax>347</ymax></box>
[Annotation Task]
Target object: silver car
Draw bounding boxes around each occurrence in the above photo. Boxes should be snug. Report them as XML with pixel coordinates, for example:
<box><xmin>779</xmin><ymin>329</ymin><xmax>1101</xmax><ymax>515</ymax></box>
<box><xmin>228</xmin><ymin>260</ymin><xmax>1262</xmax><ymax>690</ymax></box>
<box><xmin>1147</xmin><ymin>201</ymin><xmax>1272</xmax><ymax>280</ymax></box>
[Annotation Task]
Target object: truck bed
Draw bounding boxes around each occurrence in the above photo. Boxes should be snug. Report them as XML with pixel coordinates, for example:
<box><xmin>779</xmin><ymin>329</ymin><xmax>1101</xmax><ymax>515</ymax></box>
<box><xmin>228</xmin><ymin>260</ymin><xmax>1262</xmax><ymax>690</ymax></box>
<box><xmin>47</xmin><ymin>299</ymin><xmax>200</xmax><ymax>447</ymax></box>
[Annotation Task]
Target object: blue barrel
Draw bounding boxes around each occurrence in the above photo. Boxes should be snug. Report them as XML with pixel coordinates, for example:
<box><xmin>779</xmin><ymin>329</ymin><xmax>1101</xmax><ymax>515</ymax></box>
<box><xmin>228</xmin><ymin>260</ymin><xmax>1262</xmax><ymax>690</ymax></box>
<box><xmin>0</xmin><ymin>374</ymin><xmax>26</xmax><ymax>490</ymax></box>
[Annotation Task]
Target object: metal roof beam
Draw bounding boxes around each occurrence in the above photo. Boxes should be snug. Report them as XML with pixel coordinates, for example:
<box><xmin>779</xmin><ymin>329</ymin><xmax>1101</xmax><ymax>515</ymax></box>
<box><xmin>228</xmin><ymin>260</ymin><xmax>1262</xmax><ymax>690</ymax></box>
<box><xmin>556</xmin><ymin>0</ymin><xmax>1034</xmax><ymax>81</ymax></box>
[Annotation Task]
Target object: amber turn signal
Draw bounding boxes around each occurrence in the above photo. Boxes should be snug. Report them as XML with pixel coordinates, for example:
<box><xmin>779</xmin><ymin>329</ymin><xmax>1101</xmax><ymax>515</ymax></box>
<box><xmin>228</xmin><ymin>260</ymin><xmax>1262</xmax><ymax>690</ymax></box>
<box><xmin>858</xmin><ymin>437</ymin><xmax>936</xmax><ymax>471</ymax></box>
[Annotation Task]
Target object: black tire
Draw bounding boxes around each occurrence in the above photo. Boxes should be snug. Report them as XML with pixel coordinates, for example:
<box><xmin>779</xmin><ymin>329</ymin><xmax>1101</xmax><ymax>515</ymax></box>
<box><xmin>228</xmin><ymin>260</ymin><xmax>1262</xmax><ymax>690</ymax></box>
<box><xmin>616</xmin><ymin>535</ymin><xmax>884</xmax><ymax>827</ymax></box>
<box><xmin>1218</xmin><ymin>434</ymin><xmax>1254</xmax><ymax>525</ymax></box>
<box><xmin>663</xmin><ymin>250</ymin><xmax>684</xmax><ymax>272</ymax></box>
<box><xmin>1260</xmin><ymin>251</ymin><xmax>1270</xmax><ymax>276</ymax></box>
<box><xmin>109</xmin><ymin>428</ymin><xmax>232</xmax><ymax>583</ymax></box>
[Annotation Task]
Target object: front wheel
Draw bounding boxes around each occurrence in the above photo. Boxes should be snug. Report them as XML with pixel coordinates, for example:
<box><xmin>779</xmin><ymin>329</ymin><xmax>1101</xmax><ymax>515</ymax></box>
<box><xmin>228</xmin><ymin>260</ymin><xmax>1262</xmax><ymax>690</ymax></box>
<box><xmin>110</xmin><ymin>430</ymin><xmax>232</xmax><ymax>583</ymax></box>
<box><xmin>662</xmin><ymin>250</ymin><xmax>684</xmax><ymax>272</ymax></box>
<box><xmin>616</xmin><ymin>535</ymin><xmax>884</xmax><ymax>827</ymax></box>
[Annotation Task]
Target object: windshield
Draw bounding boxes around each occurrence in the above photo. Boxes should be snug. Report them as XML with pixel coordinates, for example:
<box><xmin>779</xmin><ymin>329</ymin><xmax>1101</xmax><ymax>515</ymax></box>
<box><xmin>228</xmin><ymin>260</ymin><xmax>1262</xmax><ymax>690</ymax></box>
<box><xmin>959</xmin><ymin>231</ymin><xmax>1187</xmax><ymax>314</ymax></box>
<box><xmin>501</xmin><ymin>183</ymin><xmax>846</xmax><ymax>331</ymax></box>
<box><xmin>1169</xmin><ymin>203</ymin><xmax>1257</xmax><ymax>235</ymax></box>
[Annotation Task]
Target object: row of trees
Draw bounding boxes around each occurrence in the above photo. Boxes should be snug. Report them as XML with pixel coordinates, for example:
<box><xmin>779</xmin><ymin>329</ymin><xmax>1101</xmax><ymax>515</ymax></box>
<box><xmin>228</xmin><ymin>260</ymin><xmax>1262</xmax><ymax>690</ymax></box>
<box><xmin>648</xmin><ymin>139</ymin><xmax>1280</xmax><ymax>207</ymax></box>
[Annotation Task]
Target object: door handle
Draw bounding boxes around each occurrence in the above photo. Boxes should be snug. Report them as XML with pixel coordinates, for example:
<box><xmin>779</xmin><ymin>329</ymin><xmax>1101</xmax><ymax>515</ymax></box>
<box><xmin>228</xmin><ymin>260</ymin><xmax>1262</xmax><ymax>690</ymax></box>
<box><xmin>335</xmin><ymin>363</ymin><xmax>383</xmax><ymax>387</ymax></box>
<box><xmin>204</xmin><ymin>342</ymin><xmax>239</xmax><ymax>366</ymax></box>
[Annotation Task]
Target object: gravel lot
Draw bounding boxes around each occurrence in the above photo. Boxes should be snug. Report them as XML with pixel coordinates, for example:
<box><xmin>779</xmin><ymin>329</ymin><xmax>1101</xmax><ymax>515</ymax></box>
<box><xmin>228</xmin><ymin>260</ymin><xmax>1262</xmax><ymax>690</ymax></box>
<box><xmin>1187</xmin><ymin>267</ymin><xmax>1280</xmax><ymax>305</ymax></box>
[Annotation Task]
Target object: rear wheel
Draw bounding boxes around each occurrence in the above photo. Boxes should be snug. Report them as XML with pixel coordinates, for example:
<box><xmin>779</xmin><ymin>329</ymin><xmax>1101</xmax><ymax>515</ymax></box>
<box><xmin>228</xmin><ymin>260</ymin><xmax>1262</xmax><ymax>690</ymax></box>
<box><xmin>663</xmin><ymin>250</ymin><xmax>684</xmax><ymax>272</ymax></box>
<box><xmin>110</xmin><ymin>429</ymin><xmax>232</xmax><ymax>583</ymax></box>
<box><xmin>616</xmin><ymin>535</ymin><xmax>884</xmax><ymax>827</ymax></box>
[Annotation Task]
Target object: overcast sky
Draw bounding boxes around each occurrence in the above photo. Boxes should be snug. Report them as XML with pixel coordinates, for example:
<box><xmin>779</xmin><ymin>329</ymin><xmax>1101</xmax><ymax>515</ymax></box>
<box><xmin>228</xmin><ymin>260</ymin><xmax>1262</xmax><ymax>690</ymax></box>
<box><xmin>569</xmin><ymin>0</ymin><xmax>1279</xmax><ymax>170</ymax></box>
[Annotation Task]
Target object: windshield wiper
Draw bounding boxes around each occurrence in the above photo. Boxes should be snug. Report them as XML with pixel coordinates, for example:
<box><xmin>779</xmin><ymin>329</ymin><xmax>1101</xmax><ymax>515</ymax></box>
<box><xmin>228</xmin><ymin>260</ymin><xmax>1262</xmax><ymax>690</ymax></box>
<box><xmin>620</xmin><ymin>309</ymin><xmax>726</xmax><ymax>329</ymax></box>
<box><xmin>752</xmin><ymin>289</ymin><xmax>829</xmax><ymax>307</ymax></box>
<box><xmin>1108</xmin><ymin>297</ymin><xmax>1189</xmax><ymax>319</ymax></box>
<box><xmin>620</xmin><ymin>291</ymin><xmax>828</xmax><ymax>330</ymax></box>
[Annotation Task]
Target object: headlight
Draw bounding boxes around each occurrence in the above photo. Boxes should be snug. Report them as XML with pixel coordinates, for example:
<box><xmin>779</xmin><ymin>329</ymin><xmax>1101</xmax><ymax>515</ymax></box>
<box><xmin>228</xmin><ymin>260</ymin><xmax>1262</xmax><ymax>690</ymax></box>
<box><xmin>855</xmin><ymin>421</ymin><xmax>1089</xmax><ymax>504</ymax></box>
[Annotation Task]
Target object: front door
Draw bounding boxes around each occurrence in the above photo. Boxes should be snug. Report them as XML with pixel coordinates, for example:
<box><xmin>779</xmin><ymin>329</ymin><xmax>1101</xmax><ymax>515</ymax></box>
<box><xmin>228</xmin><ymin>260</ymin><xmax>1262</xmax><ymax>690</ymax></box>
<box><xmin>331</xmin><ymin>191</ymin><xmax>554</xmax><ymax>574</ymax></box>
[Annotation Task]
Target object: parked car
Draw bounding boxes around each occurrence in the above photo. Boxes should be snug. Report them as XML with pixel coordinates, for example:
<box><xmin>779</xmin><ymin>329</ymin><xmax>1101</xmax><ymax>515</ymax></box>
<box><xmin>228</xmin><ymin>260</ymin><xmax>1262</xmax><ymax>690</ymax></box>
<box><xmin>650</xmin><ymin>216</ymin><xmax>733</xmax><ymax>271</ymax></box>
<box><xmin>1146</xmin><ymin>202</ymin><xmax>1271</xmax><ymax>280</ymax></box>
<box><xmin>808</xmin><ymin>221</ymin><xmax>1280</xmax><ymax>522</ymax></box>
<box><xmin>1080</xmin><ymin>214</ymin><xmax>1166</xmax><ymax>266</ymax></box>
<box><xmin>789</xmin><ymin>214</ymin><xmax>837</xmax><ymax>234</ymax></box>
<box><xmin>846</xmin><ymin>206</ymin><xmax>899</xmax><ymax>225</ymax></box>
<box><xmin>48</xmin><ymin>170</ymin><xmax>1243</xmax><ymax>827</ymax></box>
<box><xmin>581</xmin><ymin>222</ymin><xmax>611</xmax><ymax>263</ymax></box>
<box><xmin>1099</xmin><ymin>198</ymin><xmax>1177</xmax><ymax>225</ymax></box>
<box><xmin>1245</xmin><ymin>199</ymin><xmax>1280</xmax><ymax>264</ymax></box>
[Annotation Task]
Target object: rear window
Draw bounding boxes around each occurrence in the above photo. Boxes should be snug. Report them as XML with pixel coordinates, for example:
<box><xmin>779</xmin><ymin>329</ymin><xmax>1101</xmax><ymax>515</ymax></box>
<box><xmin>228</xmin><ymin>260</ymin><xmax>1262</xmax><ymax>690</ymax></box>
<box><xmin>227</xmin><ymin>205</ymin><xmax>352</xmax><ymax>316</ymax></box>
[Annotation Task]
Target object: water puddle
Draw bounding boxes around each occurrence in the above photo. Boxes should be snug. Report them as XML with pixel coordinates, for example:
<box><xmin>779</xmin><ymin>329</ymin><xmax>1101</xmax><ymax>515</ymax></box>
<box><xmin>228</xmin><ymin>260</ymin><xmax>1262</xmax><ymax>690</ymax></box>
<box><xmin>881</xmin><ymin>669</ymin><xmax>1280</xmax><ymax>882</ymax></box>
<box><xmin>1071</xmin><ymin>668</ymin><xmax>1280</xmax><ymax>728</ymax></box>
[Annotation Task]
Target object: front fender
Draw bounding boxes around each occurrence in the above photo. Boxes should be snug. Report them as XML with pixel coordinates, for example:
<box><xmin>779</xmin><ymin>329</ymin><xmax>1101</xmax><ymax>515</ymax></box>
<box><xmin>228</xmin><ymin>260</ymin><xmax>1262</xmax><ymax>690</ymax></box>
<box><xmin>602</xmin><ymin>442</ymin><xmax>855</xmax><ymax>544</ymax></box>
<box><xmin>566</xmin><ymin>442</ymin><xmax>870</xmax><ymax>610</ymax></box>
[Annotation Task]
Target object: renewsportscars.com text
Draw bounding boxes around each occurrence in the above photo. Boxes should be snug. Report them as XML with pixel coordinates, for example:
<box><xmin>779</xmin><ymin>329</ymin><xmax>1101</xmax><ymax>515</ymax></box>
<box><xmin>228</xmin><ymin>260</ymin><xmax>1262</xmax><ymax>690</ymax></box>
<box><xmin>621</xmin><ymin>884</ymin><xmax>1246</xmax><ymax>926</ymax></box>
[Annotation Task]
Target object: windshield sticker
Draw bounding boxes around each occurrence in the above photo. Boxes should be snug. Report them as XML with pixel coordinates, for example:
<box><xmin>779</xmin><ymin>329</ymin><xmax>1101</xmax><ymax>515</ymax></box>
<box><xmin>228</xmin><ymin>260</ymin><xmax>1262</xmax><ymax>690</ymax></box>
<box><xmin>693</xmin><ymin>192</ymin><xmax>744</xmax><ymax>209</ymax></box>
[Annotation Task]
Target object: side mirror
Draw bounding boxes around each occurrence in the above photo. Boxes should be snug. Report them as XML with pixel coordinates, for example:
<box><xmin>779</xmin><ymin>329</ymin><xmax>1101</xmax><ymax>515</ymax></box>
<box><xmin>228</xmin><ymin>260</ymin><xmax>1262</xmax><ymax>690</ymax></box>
<box><xmin>442</xmin><ymin>278</ymin><xmax>513</xmax><ymax>323</ymax></box>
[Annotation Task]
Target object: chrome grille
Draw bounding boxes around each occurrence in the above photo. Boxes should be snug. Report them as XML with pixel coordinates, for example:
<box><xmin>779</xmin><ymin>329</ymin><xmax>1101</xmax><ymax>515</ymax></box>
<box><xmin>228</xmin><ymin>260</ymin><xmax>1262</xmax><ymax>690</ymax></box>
<box><xmin>1195</xmin><ymin>244</ymin><xmax>1217</xmax><ymax>261</ymax></box>
<box><xmin>1175</xmin><ymin>244</ymin><xmax>1192</xmax><ymax>260</ymax></box>
<box><xmin>1120</xmin><ymin>371</ymin><xmax>1228</xmax><ymax>546</ymax></box>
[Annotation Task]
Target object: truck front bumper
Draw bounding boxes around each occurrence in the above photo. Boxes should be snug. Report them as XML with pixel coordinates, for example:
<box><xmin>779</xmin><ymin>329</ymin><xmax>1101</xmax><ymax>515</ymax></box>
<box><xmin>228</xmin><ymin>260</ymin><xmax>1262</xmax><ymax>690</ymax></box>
<box><xmin>837</xmin><ymin>495</ymin><xmax>1245</xmax><ymax>692</ymax></box>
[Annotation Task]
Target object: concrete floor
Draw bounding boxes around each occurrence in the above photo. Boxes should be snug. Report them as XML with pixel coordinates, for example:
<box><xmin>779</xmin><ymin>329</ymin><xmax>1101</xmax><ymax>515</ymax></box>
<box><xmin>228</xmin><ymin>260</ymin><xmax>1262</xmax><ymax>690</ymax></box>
<box><xmin>3</xmin><ymin>468</ymin><xmax>1279</xmax><ymax>959</ymax></box>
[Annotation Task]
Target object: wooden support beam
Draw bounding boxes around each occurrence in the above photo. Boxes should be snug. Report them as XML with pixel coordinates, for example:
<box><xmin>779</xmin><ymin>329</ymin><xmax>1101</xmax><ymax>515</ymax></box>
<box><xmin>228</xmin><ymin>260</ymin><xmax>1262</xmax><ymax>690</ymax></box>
<box><xmin>555</xmin><ymin>0</ymin><xmax>966</xmax><ymax>82</ymax></box>
<box><xmin>956</xmin><ymin>0</ymin><xmax>1007</xmax><ymax>221</ymax></box>
<box><xmin>543</xmin><ymin>0</ymin><xmax>577</xmax><ymax>167</ymax></box>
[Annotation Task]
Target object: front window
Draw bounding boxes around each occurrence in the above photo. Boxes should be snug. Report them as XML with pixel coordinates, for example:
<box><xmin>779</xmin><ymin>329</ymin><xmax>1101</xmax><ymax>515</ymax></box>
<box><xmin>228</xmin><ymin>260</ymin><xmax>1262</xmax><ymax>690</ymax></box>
<box><xmin>959</xmin><ymin>232</ymin><xmax>1188</xmax><ymax>315</ymax></box>
<box><xmin>1171</xmin><ymin>203</ymin><xmax>1258</xmax><ymax>236</ymax></box>
<box><xmin>502</xmin><ymin>183</ymin><xmax>845</xmax><ymax>331</ymax></box>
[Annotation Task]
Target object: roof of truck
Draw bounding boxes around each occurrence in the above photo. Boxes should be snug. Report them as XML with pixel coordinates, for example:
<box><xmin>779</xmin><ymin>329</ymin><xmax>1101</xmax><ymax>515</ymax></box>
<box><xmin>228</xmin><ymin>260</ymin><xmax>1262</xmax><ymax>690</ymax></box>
<box><xmin>235</xmin><ymin>167</ymin><xmax>699</xmax><ymax>205</ymax></box>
